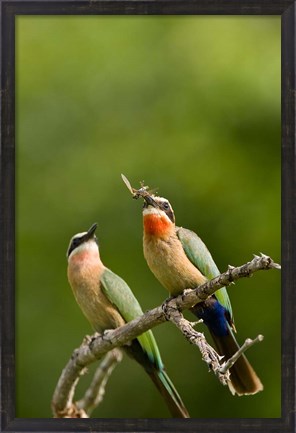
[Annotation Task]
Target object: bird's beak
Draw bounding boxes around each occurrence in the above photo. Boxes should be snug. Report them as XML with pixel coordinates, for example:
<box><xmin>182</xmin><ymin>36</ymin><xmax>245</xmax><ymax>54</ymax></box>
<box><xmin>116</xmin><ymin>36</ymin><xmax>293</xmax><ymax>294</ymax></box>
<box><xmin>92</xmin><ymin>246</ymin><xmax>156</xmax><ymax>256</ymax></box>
<box><xmin>143</xmin><ymin>194</ymin><xmax>158</xmax><ymax>208</ymax></box>
<box><xmin>85</xmin><ymin>223</ymin><xmax>98</xmax><ymax>240</ymax></box>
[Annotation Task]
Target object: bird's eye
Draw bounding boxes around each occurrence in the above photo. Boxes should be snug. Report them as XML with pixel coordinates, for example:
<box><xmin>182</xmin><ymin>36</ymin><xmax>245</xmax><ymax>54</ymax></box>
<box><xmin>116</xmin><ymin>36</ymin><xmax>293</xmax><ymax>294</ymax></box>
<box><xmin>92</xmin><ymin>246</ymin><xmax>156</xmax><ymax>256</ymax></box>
<box><xmin>73</xmin><ymin>238</ymin><xmax>80</xmax><ymax>247</ymax></box>
<box><xmin>163</xmin><ymin>202</ymin><xmax>170</xmax><ymax>210</ymax></box>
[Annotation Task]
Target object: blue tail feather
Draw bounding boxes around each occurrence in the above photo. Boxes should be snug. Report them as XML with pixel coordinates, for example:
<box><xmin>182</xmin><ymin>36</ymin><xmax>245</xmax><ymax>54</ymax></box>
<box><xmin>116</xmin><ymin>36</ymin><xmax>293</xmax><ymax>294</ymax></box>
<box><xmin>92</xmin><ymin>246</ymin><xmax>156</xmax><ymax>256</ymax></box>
<box><xmin>192</xmin><ymin>297</ymin><xmax>230</xmax><ymax>337</ymax></box>
<box><xmin>191</xmin><ymin>296</ymin><xmax>263</xmax><ymax>395</ymax></box>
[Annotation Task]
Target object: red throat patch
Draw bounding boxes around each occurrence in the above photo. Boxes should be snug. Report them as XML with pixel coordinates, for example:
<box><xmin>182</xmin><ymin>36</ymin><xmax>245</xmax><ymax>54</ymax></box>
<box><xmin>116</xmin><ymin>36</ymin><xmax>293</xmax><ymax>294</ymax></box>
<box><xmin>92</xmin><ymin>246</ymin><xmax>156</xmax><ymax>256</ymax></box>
<box><xmin>143</xmin><ymin>214</ymin><xmax>172</xmax><ymax>237</ymax></box>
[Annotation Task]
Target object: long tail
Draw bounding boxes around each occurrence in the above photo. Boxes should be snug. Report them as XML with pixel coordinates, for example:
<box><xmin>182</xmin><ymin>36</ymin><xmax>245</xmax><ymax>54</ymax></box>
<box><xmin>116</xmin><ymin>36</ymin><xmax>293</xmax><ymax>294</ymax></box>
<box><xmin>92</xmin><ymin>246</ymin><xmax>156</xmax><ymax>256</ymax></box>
<box><xmin>124</xmin><ymin>340</ymin><xmax>190</xmax><ymax>418</ymax></box>
<box><xmin>209</xmin><ymin>327</ymin><xmax>263</xmax><ymax>396</ymax></box>
<box><xmin>148</xmin><ymin>367</ymin><xmax>190</xmax><ymax>418</ymax></box>
<box><xmin>191</xmin><ymin>300</ymin><xmax>263</xmax><ymax>396</ymax></box>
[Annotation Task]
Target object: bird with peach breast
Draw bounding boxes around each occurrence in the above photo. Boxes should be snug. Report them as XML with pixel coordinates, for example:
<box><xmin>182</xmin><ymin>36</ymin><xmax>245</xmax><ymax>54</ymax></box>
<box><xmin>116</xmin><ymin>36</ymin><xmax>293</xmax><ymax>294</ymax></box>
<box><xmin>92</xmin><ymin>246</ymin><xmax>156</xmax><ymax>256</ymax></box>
<box><xmin>122</xmin><ymin>174</ymin><xmax>263</xmax><ymax>396</ymax></box>
<box><xmin>67</xmin><ymin>222</ymin><xmax>190</xmax><ymax>418</ymax></box>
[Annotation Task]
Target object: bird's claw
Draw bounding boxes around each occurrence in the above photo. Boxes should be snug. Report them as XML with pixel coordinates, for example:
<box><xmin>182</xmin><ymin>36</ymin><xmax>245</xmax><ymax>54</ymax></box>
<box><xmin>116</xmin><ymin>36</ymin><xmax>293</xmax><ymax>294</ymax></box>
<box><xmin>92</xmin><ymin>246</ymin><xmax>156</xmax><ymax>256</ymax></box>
<box><xmin>87</xmin><ymin>332</ymin><xmax>102</xmax><ymax>351</ymax></box>
<box><xmin>82</xmin><ymin>334</ymin><xmax>92</xmax><ymax>345</ymax></box>
<box><xmin>102</xmin><ymin>329</ymin><xmax>113</xmax><ymax>341</ymax></box>
<box><xmin>162</xmin><ymin>296</ymin><xmax>179</xmax><ymax>320</ymax></box>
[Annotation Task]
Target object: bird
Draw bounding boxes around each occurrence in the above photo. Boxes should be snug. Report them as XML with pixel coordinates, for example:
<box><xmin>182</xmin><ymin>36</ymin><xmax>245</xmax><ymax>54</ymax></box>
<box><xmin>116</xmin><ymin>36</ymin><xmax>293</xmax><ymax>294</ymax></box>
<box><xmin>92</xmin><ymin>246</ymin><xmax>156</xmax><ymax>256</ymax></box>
<box><xmin>134</xmin><ymin>190</ymin><xmax>263</xmax><ymax>396</ymax></box>
<box><xmin>66</xmin><ymin>222</ymin><xmax>190</xmax><ymax>418</ymax></box>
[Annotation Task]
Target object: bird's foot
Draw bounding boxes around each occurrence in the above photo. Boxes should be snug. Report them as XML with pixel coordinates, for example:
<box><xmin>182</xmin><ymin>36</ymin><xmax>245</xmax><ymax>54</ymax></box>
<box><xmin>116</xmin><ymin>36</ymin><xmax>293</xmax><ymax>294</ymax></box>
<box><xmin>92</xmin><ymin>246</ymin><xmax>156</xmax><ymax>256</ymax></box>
<box><xmin>180</xmin><ymin>288</ymin><xmax>195</xmax><ymax>303</ymax></box>
<box><xmin>86</xmin><ymin>332</ymin><xmax>102</xmax><ymax>351</ymax></box>
<box><xmin>82</xmin><ymin>334</ymin><xmax>92</xmax><ymax>345</ymax></box>
<box><xmin>82</xmin><ymin>333</ymin><xmax>100</xmax><ymax>345</ymax></box>
<box><xmin>102</xmin><ymin>329</ymin><xmax>113</xmax><ymax>341</ymax></box>
<box><xmin>162</xmin><ymin>296</ymin><xmax>179</xmax><ymax>321</ymax></box>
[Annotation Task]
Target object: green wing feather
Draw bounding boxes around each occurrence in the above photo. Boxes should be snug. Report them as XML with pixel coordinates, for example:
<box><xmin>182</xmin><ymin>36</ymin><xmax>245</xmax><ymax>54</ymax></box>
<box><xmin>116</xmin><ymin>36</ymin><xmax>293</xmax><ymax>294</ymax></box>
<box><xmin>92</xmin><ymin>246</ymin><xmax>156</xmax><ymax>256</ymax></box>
<box><xmin>177</xmin><ymin>226</ymin><xmax>233</xmax><ymax>321</ymax></box>
<box><xmin>100</xmin><ymin>268</ymin><xmax>163</xmax><ymax>370</ymax></box>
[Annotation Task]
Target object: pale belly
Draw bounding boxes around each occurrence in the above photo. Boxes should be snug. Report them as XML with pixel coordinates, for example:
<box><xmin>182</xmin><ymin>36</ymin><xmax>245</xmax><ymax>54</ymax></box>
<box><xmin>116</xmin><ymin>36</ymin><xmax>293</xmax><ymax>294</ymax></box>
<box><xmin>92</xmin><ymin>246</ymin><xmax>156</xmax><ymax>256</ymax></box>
<box><xmin>143</xmin><ymin>235</ymin><xmax>206</xmax><ymax>295</ymax></box>
<box><xmin>68</xmin><ymin>266</ymin><xmax>125</xmax><ymax>332</ymax></box>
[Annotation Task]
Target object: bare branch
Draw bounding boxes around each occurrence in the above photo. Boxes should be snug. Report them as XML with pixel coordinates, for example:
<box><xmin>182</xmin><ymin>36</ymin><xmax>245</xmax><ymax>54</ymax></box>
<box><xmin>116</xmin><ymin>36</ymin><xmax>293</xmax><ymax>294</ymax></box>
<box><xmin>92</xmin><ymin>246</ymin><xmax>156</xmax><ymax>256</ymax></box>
<box><xmin>162</xmin><ymin>304</ymin><xmax>230</xmax><ymax>386</ymax></box>
<box><xmin>76</xmin><ymin>348</ymin><xmax>123</xmax><ymax>415</ymax></box>
<box><xmin>219</xmin><ymin>335</ymin><xmax>264</xmax><ymax>374</ymax></box>
<box><xmin>172</xmin><ymin>253</ymin><xmax>281</xmax><ymax>311</ymax></box>
<box><xmin>52</xmin><ymin>253</ymin><xmax>280</xmax><ymax>417</ymax></box>
<box><xmin>52</xmin><ymin>346</ymin><xmax>123</xmax><ymax>418</ymax></box>
<box><xmin>163</xmin><ymin>305</ymin><xmax>264</xmax><ymax>388</ymax></box>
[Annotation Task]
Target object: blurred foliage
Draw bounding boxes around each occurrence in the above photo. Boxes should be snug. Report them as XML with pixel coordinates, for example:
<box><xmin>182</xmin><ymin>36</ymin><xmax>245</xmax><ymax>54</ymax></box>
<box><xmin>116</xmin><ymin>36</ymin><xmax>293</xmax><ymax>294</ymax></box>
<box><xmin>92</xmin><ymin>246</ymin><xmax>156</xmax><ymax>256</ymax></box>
<box><xmin>16</xmin><ymin>16</ymin><xmax>280</xmax><ymax>418</ymax></box>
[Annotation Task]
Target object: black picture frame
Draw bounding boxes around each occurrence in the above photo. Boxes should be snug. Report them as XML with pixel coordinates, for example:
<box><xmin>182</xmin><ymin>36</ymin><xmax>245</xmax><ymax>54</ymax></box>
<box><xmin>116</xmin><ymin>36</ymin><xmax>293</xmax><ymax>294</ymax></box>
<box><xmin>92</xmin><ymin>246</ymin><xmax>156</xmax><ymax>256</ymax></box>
<box><xmin>0</xmin><ymin>1</ymin><xmax>294</xmax><ymax>432</ymax></box>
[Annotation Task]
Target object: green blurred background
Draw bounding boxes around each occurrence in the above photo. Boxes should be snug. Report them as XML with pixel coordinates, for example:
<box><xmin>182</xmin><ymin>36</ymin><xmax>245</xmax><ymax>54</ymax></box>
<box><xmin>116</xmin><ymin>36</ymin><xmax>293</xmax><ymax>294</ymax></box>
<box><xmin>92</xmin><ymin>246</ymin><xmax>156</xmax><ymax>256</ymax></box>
<box><xmin>16</xmin><ymin>16</ymin><xmax>280</xmax><ymax>418</ymax></box>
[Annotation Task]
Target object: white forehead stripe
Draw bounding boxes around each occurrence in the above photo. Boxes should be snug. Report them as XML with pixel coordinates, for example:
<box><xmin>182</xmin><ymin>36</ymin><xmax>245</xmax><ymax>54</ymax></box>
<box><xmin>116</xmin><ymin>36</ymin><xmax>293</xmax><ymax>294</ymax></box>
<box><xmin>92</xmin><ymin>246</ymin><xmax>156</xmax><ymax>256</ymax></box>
<box><xmin>151</xmin><ymin>196</ymin><xmax>168</xmax><ymax>203</ymax></box>
<box><xmin>67</xmin><ymin>237</ymin><xmax>98</xmax><ymax>260</ymax></box>
<box><xmin>71</xmin><ymin>231</ymin><xmax>87</xmax><ymax>241</ymax></box>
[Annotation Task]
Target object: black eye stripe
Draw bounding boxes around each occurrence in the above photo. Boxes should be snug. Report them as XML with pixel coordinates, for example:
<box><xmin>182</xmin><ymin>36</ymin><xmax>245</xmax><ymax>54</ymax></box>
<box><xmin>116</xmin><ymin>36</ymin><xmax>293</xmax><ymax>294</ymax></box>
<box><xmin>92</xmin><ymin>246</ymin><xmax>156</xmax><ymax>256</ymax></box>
<box><xmin>67</xmin><ymin>236</ymin><xmax>83</xmax><ymax>257</ymax></box>
<box><xmin>166</xmin><ymin>209</ymin><xmax>175</xmax><ymax>223</ymax></box>
<box><xmin>159</xmin><ymin>202</ymin><xmax>175</xmax><ymax>223</ymax></box>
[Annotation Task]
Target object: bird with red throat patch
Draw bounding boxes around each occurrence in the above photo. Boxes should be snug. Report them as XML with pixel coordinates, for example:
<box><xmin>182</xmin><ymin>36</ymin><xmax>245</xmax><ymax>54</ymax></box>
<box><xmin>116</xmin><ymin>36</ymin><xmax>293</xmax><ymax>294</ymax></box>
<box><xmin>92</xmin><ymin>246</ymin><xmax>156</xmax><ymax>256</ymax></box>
<box><xmin>122</xmin><ymin>174</ymin><xmax>263</xmax><ymax>397</ymax></box>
